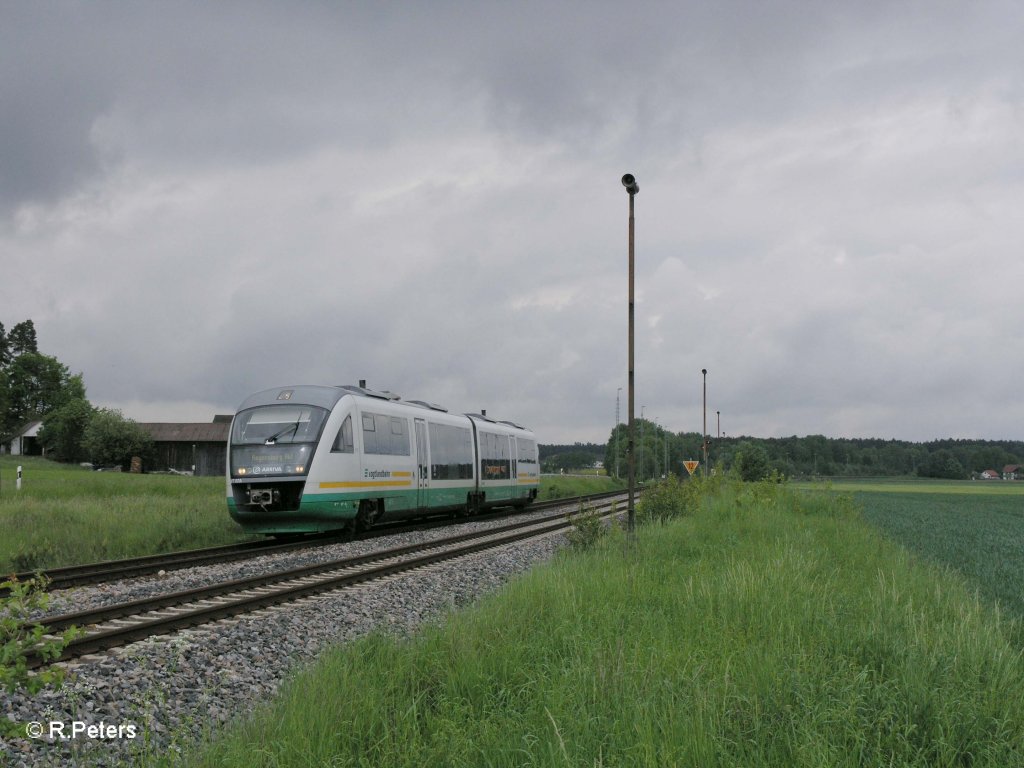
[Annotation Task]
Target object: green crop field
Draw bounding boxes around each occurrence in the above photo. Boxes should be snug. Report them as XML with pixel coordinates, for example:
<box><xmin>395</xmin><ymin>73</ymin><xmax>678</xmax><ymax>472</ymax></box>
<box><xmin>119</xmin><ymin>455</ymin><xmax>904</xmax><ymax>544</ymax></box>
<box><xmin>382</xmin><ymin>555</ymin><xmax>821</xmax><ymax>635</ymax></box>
<box><xmin>853</xmin><ymin>486</ymin><xmax>1024</xmax><ymax>622</ymax></box>
<box><xmin>795</xmin><ymin>479</ymin><xmax>1024</xmax><ymax>621</ymax></box>
<box><xmin>809</xmin><ymin>478</ymin><xmax>1024</xmax><ymax>496</ymax></box>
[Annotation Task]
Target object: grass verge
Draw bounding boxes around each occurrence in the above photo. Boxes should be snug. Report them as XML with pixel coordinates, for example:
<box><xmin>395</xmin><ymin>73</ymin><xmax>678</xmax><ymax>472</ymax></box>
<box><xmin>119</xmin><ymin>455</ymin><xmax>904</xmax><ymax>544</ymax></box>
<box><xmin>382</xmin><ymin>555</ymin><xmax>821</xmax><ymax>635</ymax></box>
<box><xmin>0</xmin><ymin>457</ymin><xmax>241</xmax><ymax>572</ymax></box>
<box><xmin>177</xmin><ymin>479</ymin><xmax>1024</xmax><ymax>767</ymax></box>
<box><xmin>538</xmin><ymin>474</ymin><xmax>625</xmax><ymax>500</ymax></box>
<box><xmin>0</xmin><ymin>458</ymin><xmax>622</xmax><ymax>573</ymax></box>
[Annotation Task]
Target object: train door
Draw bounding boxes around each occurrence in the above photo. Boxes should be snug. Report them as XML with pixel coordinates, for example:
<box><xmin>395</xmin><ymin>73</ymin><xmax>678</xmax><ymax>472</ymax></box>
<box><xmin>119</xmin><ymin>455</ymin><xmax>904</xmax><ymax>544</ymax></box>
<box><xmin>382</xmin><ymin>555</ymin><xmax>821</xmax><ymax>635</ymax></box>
<box><xmin>511</xmin><ymin>436</ymin><xmax>518</xmax><ymax>499</ymax></box>
<box><xmin>415</xmin><ymin>419</ymin><xmax>429</xmax><ymax>509</ymax></box>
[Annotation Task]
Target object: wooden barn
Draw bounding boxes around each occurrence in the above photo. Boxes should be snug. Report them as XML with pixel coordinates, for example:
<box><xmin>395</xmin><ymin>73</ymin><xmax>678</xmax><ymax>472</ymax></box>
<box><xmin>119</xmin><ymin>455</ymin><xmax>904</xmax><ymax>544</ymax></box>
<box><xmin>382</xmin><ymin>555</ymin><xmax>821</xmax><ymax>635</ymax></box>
<box><xmin>137</xmin><ymin>416</ymin><xmax>232</xmax><ymax>476</ymax></box>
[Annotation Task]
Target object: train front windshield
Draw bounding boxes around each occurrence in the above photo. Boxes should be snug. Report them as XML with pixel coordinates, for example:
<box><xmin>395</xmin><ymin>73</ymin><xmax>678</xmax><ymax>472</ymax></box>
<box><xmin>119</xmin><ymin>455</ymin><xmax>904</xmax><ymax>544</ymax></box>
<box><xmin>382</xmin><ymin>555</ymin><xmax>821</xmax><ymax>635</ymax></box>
<box><xmin>230</xmin><ymin>405</ymin><xmax>330</xmax><ymax>478</ymax></box>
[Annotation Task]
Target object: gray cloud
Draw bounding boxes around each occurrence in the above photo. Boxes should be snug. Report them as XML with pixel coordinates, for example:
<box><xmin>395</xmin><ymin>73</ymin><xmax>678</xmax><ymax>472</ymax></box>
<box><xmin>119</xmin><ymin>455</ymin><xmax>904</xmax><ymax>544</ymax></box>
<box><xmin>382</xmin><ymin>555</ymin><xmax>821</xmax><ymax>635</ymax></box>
<box><xmin>2</xmin><ymin>1</ymin><xmax>1023</xmax><ymax>444</ymax></box>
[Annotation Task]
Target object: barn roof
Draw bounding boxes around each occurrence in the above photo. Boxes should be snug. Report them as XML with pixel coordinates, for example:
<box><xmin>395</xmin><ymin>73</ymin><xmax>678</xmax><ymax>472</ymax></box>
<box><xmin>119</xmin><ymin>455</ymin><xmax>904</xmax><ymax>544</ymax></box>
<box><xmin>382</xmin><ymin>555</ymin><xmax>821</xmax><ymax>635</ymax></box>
<box><xmin>138</xmin><ymin>422</ymin><xmax>230</xmax><ymax>443</ymax></box>
<box><xmin>11</xmin><ymin>420</ymin><xmax>43</xmax><ymax>438</ymax></box>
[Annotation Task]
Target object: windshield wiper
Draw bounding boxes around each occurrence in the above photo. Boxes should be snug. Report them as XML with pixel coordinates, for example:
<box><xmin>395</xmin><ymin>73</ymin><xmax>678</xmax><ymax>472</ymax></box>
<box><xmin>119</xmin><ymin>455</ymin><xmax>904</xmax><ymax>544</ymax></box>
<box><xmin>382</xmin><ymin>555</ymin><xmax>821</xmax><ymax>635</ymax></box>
<box><xmin>264</xmin><ymin>421</ymin><xmax>300</xmax><ymax>445</ymax></box>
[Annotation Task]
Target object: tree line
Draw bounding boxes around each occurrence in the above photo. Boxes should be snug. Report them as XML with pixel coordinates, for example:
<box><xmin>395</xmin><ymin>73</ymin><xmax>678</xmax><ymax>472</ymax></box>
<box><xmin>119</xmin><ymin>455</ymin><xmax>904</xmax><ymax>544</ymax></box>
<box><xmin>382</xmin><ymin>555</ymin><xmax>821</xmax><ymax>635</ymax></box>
<box><xmin>0</xmin><ymin>319</ymin><xmax>154</xmax><ymax>468</ymax></box>
<box><xmin>595</xmin><ymin>422</ymin><xmax>1024</xmax><ymax>481</ymax></box>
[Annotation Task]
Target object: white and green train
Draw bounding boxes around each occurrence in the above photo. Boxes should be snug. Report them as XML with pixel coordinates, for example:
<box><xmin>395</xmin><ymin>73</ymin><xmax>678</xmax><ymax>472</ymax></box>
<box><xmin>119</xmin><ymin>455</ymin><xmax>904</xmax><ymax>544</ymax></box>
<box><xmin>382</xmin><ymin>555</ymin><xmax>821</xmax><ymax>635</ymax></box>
<box><xmin>227</xmin><ymin>384</ymin><xmax>540</xmax><ymax>534</ymax></box>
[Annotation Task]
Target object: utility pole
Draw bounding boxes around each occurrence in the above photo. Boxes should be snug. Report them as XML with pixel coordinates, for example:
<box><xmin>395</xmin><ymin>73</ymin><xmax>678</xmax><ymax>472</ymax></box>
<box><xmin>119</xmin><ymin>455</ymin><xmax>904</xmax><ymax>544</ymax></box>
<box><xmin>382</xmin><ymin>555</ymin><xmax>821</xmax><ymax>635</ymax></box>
<box><xmin>702</xmin><ymin>369</ymin><xmax>708</xmax><ymax>478</ymax></box>
<box><xmin>622</xmin><ymin>173</ymin><xmax>639</xmax><ymax>535</ymax></box>
<box><xmin>640</xmin><ymin>405</ymin><xmax>646</xmax><ymax>484</ymax></box>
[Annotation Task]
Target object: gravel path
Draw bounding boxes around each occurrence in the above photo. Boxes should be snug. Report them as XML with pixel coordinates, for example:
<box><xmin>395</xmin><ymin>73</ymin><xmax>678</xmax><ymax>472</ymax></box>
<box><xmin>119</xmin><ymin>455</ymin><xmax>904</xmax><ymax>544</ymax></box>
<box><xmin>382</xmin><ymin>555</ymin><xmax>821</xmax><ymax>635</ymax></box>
<box><xmin>1</xmin><ymin>509</ymin><xmax>574</xmax><ymax>767</ymax></box>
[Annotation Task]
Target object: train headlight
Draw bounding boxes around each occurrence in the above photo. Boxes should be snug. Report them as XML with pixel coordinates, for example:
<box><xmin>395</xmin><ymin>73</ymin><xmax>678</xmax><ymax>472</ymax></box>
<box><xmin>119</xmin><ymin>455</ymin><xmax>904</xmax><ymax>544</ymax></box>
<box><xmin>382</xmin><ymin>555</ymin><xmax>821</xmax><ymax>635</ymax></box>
<box><xmin>295</xmin><ymin>466</ymin><xmax>305</xmax><ymax>474</ymax></box>
<box><xmin>238</xmin><ymin>467</ymin><xmax>248</xmax><ymax>475</ymax></box>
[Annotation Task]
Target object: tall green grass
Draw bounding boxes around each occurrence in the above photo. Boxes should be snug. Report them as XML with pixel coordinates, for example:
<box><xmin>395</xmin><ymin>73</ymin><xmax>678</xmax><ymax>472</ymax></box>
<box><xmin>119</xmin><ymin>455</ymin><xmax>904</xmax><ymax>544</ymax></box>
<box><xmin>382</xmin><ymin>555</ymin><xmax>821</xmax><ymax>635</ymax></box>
<box><xmin>538</xmin><ymin>474</ymin><xmax>625</xmax><ymax>500</ymax></box>
<box><xmin>0</xmin><ymin>457</ymin><xmax>242</xmax><ymax>572</ymax></box>
<box><xmin>177</xmin><ymin>479</ymin><xmax>1024</xmax><ymax>767</ymax></box>
<box><xmin>0</xmin><ymin>458</ymin><xmax>620</xmax><ymax>573</ymax></box>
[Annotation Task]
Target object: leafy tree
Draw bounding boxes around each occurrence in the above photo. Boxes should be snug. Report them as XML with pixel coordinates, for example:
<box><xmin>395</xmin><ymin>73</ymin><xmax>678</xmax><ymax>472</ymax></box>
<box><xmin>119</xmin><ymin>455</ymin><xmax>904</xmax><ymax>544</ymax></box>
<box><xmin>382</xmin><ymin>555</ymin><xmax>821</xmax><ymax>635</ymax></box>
<box><xmin>0</xmin><ymin>353</ymin><xmax>86</xmax><ymax>434</ymax></box>
<box><xmin>0</xmin><ymin>321</ymin><xmax>8</xmax><ymax>368</ymax></box>
<box><xmin>542</xmin><ymin>442</ymin><xmax>606</xmax><ymax>473</ymax></box>
<box><xmin>82</xmin><ymin>408</ymin><xmax>155</xmax><ymax>469</ymax></box>
<box><xmin>38</xmin><ymin>398</ymin><xmax>95</xmax><ymax>462</ymax></box>
<box><xmin>0</xmin><ymin>368</ymin><xmax>8</xmax><ymax>430</ymax></box>
<box><xmin>734</xmin><ymin>441</ymin><xmax>771</xmax><ymax>481</ymax></box>
<box><xmin>918</xmin><ymin>449</ymin><xmax>965</xmax><ymax>480</ymax></box>
<box><xmin>968</xmin><ymin>445</ymin><xmax>1015</xmax><ymax>474</ymax></box>
<box><xmin>7</xmin><ymin>320</ymin><xmax>38</xmax><ymax>357</ymax></box>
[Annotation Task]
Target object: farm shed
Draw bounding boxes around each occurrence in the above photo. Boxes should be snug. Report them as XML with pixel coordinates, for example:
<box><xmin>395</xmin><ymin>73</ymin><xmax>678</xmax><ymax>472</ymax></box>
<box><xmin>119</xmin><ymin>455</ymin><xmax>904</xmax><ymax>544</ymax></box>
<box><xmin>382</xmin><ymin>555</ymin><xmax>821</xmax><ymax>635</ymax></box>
<box><xmin>137</xmin><ymin>416</ymin><xmax>231</xmax><ymax>476</ymax></box>
<box><xmin>1</xmin><ymin>420</ymin><xmax>43</xmax><ymax>456</ymax></box>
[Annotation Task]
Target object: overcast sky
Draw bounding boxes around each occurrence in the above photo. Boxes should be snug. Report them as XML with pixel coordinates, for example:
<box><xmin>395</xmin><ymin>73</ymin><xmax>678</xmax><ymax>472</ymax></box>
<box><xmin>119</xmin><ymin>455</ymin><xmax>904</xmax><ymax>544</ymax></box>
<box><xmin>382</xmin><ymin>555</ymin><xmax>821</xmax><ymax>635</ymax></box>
<box><xmin>2</xmin><ymin>1</ymin><xmax>1022</xmax><ymax>445</ymax></box>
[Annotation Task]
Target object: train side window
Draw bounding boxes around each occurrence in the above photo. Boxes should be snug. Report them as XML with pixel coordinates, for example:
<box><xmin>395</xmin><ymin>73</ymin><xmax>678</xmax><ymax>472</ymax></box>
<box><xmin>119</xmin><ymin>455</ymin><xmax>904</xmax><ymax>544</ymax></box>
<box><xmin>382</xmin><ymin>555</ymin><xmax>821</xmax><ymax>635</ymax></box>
<box><xmin>389</xmin><ymin>416</ymin><xmax>410</xmax><ymax>456</ymax></box>
<box><xmin>332</xmin><ymin>415</ymin><xmax>354</xmax><ymax>453</ymax></box>
<box><xmin>361</xmin><ymin>412</ymin><xmax>410</xmax><ymax>455</ymax></box>
<box><xmin>362</xmin><ymin>412</ymin><xmax>379</xmax><ymax>453</ymax></box>
<box><xmin>428</xmin><ymin>422</ymin><xmax>472</xmax><ymax>479</ymax></box>
<box><xmin>480</xmin><ymin>430</ymin><xmax>511</xmax><ymax>480</ymax></box>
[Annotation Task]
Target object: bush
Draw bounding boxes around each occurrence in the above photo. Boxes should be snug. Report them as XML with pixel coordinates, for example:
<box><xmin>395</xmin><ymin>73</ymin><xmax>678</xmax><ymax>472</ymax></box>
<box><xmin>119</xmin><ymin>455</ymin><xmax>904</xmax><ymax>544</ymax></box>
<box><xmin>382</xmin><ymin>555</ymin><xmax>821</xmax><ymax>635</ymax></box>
<box><xmin>38</xmin><ymin>397</ymin><xmax>94</xmax><ymax>462</ymax></box>
<box><xmin>81</xmin><ymin>408</ymin><xmax>155</xmax><ymax>469</ymax></box>
<box><xmin>566</xmin><ymin>501</ymin><xmax>608</xmax><ymax>550</ymax></box>
<box><xmin>637</xmin><ymin>474</ymin><xmax>710</xmax><ymax>525</ymax></box>
<box><xmin>733</xmin><ymin>441</ymin><xmax>771</xmax><ymax>481</ymax></box>
<box><xmin>1</xmin><ymin>576</ymin><xmax>81</xmax><ymax>697</ymax></box>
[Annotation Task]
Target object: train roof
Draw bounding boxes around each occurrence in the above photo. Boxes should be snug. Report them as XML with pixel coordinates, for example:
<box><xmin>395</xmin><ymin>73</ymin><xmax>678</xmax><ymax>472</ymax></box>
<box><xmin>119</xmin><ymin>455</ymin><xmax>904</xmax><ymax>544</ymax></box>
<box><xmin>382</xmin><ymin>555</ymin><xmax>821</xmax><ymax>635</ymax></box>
<box><xmin>235</xmin><ymin>385</ymin><xmax>350</xmax><ymax>412</ymax></box>
<box><xmin>466</xmin><ymin>413</ymin><xmax>533</xmax><ymax>435</ymax></box>
<box><xmin>236</xmin><ymin>386</ymin><xmax>532</xmax><ymax>435</ymax></box>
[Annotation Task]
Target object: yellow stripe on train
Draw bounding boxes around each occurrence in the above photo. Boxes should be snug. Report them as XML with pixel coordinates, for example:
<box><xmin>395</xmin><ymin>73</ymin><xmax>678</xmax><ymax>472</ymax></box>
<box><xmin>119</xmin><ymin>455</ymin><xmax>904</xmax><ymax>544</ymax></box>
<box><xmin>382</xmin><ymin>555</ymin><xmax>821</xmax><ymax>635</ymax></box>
<box><xmin>319</xmin><ymin>480</ymin><xmax>413</xmax><ymax>489</ymax></box>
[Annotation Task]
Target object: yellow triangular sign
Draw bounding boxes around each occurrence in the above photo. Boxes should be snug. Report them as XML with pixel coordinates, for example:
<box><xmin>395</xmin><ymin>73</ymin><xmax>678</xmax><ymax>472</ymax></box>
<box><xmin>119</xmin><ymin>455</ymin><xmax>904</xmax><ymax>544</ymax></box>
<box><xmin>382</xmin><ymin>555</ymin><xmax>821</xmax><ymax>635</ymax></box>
<box><xmin>684</xmin><ymin>460</ymin><xmax>699</xmax><ymax>476</ymax></box>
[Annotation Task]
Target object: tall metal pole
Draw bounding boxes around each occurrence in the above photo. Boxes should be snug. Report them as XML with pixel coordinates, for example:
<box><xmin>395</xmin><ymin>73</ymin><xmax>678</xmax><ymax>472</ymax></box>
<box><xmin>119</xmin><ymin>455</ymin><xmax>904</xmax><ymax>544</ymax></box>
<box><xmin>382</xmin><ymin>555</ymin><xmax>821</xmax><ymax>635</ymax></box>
<box><xmin>623</xmin><ymin>173</ymin><xmax>638</xmax><ymax>535</ymax></box>
<box><xmin>640</xmin><ymin>405</ymin><xmax>645</xmax><ymax>484</ymax></box>
<box><xmin>653</xmin><ymin>417</ymin><xmax>659</xmax><ymax>478</ymax></box>
<box><xmin>717</xmin><ymin>410</ymin><xmax>721</xmax><ymax>439</ymax></box>
<box><xmin>702</xmin><ymin>369</ymin><xmax>708</xmax><ymax>478</ymax></box>
<box><xmin>615</xmin><ymin>388</ymin><xmax>622</xmax><ymax>480</ymax></box>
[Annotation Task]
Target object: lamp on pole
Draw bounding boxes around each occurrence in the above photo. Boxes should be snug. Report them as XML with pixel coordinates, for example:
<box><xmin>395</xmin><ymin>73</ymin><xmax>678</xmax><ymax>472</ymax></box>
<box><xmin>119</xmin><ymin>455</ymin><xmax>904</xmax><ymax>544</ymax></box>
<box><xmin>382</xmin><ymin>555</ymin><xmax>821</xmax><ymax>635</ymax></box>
<box><xmin>623</xmin><ymin>173</ymin><xmax>638</xmax><ymax>534</ymax></box>
<box><xmin>702</xmin><ymin>368</ymin><xmax>708</xmax><ymax>478</ymax></box>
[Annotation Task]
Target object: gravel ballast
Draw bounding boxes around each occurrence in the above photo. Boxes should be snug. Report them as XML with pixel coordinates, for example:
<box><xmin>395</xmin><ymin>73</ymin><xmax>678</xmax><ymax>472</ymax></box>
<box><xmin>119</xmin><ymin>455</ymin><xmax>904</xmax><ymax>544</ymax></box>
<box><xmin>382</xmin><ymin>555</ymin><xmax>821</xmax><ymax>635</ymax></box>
<box><xmin>1</xmin><ymin>510</ymin><xmax>575</xmax><ymax>767</ymax></box>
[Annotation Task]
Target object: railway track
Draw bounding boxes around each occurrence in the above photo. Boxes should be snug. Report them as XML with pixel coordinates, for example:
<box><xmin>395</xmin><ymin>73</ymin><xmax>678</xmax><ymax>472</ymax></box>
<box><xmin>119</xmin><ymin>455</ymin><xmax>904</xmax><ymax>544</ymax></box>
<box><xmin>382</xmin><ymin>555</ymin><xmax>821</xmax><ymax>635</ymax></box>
<box><xmin>6</xmin><ymin>490</ymin><xmax>625</xmax><ymax>593</ymax></box>
<box><xmin>28</xmin><ymin>495</ymin><xmax>624</xmax><ymax>669</ymax></box>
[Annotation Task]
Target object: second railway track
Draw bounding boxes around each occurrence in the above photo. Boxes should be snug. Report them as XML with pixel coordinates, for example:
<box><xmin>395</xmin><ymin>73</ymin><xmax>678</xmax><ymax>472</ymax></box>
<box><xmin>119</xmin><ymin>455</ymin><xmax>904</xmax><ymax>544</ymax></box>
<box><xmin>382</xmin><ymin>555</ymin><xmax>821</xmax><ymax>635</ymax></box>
<box><xmin>7</xmin><ymin>490</ymin><xmax>625</xmax><ymax>593</ymax></box>
<box><xmin>29</xmin><ymin>495</ymin><xmax>625</xmax><ymax>669</ymax></box>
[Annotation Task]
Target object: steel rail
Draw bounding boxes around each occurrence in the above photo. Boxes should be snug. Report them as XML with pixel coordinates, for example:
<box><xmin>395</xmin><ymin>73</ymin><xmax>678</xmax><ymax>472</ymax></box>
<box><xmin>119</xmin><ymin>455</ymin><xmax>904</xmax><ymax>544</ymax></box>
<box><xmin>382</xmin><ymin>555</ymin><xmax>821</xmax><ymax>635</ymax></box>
<box><xmin>5</xmin><ymin>535</ymin><xmax>341</xmax><ymax>592</ymax></box>
<box><xmin>6</xmin><ymin>490</ymin><xmax>625</xmax><ymax>593</ymax></box>
<box><xmin>28</xmin><ymin>497</ymin><xmax>622</xmax><ymax>668</ymax></box>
